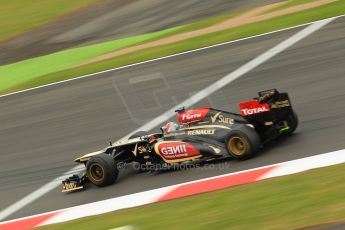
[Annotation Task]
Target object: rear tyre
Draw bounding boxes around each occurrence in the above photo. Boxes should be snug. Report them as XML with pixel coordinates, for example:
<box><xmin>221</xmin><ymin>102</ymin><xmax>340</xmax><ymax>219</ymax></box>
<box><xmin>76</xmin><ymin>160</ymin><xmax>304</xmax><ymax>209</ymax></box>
<box><xmin>86</xmin><ymin>154</ymin><xmax>118</xmax><ymax>187</ymax></box>
<box><xmin>225</xmin><ymin>127</ymin><xmax>261</xmax><ymax>160</ymax></box>
<box><xmin>129</xmin><ymin>131</ymin><xmax>149</xmax><ymax>139</ymax></box>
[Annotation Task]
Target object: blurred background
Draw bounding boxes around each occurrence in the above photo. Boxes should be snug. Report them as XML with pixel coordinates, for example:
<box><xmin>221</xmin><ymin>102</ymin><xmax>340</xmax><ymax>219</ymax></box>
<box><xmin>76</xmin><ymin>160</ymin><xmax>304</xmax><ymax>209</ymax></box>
<box><xmin>1</xmin><ymin>1</ymin><xmax>345</xmax><ymax>229</ymax></box>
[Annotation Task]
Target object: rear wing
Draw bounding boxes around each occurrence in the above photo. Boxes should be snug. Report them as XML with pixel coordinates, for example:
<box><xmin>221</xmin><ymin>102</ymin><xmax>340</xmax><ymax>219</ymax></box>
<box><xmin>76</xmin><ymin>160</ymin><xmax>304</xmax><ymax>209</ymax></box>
<box><xmin>239</xmin><ymin>89</ymin><xmax>293</xmax><ymax>122</ymax></box>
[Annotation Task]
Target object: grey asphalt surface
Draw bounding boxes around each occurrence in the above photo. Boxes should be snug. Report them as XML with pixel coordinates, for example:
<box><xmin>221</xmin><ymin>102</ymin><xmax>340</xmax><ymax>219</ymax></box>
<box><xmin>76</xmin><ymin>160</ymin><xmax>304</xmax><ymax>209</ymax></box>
<box><xmin>307</xmin><ymin>223</ymin><xmax>345</xmax><ymax>230</ymax></box>
<box><xmin>1</xmin><ymin>16</ymin><xmax>345</xmax><ymax>226</ymax></box>
<box><xmin>0</xmin><ymin>0</ymin><xmax>283</xmax><ymax>65</ymax></box>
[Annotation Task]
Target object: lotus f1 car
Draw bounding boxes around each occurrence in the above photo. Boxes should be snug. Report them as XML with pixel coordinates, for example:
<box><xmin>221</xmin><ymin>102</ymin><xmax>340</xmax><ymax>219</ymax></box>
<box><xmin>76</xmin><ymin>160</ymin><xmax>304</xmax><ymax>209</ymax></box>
<box><xmin>62</xmin><ymin>89</ymin><xmax>298</xmax><ymax>192</ymax></box>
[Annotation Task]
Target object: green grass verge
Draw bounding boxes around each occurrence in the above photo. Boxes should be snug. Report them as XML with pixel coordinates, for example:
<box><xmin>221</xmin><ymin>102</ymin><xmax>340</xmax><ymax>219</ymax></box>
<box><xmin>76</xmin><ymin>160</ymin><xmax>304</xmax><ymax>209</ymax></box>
<box><xmin>0</xmin><ymin>9</ymin><xmax>241</xmax><ymax>94</ymax></box>
<box><xmin>37</xmin><ymin>163</ymin><xmax>345</xmax><ymax>230</ymax></box>
<box><xmin>0</xmin><ymin>26</ymin><xmax>183</xmax><ymax>92</ymax></box>
<box><xmin>0</xmin><ymin>0</ymin><xmax>100</xmax><ymax>43</ymax></box>
<box><xmin>1</xmin><ymin>0</ymin><xmax>345</xmax><ymax>94</ymax></box>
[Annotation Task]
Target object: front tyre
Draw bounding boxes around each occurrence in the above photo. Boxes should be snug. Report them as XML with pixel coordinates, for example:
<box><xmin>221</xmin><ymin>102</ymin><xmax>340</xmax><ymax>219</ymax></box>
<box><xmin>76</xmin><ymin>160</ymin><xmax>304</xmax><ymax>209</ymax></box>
<box><xmin>86</xmin><ymin>154</ymin><xmax>119</xmax><ymax>187</ymax></box>
<box><xmin>225</xmin><ymin>127</ymin><xmax>261</xmax><ymax>160</ymax></box>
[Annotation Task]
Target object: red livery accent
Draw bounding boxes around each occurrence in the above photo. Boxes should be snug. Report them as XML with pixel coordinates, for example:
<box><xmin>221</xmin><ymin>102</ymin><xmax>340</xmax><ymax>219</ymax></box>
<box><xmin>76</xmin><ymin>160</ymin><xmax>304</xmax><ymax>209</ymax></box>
<box><xmin>158</xmin><ymin>166</ymin><xmax>277</xmax><ymax>201</ymax></box>
<box><xmin>239</xmin><ymin>100</ymin><xmax>270</xmax><ymax>116</ymax></box>
<box><xmin>177</xmin><ymin>108</ymin><xmax>209</xmax><ymax>123</ymax></box>
<box><xmin>156</xmin><ymin>142</ymin><xmax>200</xmax><ymax>160</ymax></box>
<box><xmin>0</xmin><ymin>212</ymin><xmax>60</xmax><ymax>230</ymax></box>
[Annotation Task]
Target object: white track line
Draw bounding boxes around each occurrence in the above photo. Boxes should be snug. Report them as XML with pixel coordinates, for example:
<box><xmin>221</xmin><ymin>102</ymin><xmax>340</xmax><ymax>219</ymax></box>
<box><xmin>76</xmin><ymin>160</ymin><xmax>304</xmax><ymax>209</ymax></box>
<box><xmin>2</xmin><ymin>148</ymin><xmax>345</xmax><ymax>227</ymax></box>
<box><xmin>0</xmin><ymin>165</ymin><xmax>84</xmax><ymax>221</ymax></box>
<box><xmin>0</xmin><ymin>14</ymin><xmax>344</xmax><ymax>99</ymax></box>
<box><xmin>125</xmin><ymin>17</ymin><xmax>335</xmax><ymax>136</ymax></box>
<box><xmin>0</xmin><ymin>17</ymin><xmax>335</xmax><ymax>221</ymax></box>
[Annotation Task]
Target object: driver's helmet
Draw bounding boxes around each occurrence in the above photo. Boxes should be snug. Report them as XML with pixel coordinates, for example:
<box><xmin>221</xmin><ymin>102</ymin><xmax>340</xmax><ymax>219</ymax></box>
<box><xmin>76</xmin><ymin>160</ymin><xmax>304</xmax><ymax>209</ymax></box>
<box><xmin>162</xmin><ymin>122</ymin><xmax>179</xmax><ymax>134</ymax></box>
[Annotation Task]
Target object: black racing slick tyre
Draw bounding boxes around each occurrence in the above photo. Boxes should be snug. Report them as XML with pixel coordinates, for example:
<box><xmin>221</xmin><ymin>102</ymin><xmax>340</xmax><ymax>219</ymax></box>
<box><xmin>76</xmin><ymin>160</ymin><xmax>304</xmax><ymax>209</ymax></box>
<box><xmin>86</xmin><ymin>154</ymin><xmax>119</xmax><ymax>187</ymax></box>
<box><xmin>225</xmin><ymin>127</ymin><xmax>261</xmax><ymax>160</ymax></box>
<box><xmin>129</xmin><ymin>131</ymin><xmax>149</xmax><ymax>139</ymax></box>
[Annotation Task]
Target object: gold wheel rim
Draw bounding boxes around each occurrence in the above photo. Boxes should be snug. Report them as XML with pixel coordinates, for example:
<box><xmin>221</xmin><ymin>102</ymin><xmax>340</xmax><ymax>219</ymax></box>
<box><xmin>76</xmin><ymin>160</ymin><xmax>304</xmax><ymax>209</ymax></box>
<box><xmin>228</xmin><ymin>137</ymin><xmax>246</xmax><ymax>156</ymax></box>
<box><xmin>90</xmin><ymin>163</ymin><xmax>105</xmax><ymax>181</ymax></box>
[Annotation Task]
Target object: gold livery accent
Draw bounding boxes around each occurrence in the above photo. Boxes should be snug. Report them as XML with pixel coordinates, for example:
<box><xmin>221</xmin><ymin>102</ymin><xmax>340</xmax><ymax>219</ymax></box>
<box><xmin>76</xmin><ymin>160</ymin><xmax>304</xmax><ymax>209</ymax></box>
<box><xmin>197</xmin><ymin>121</ymin><xmax>210</xmax><ymax>124</ymax></box>
<box><xmin>75</xmin><ymin>136</ymin><xmax>150</xmax><ymax>162</ymax></box>
<box><xmin>138</xmin><ymin>146</ymin><xmax>147</xmax><ymax>154</ymax></box>
<box><xmin>211</xmin><ymin>112</ymin><xmax>234</xmax><ymax>124</ymax></box>
<box><xmin>165</xmin><ymin>125</ymin><xmax>230</xmax><ymax>137</ymax></box>
<box><xmin>258</xmin><ymin>89</ymin><xmax>275</xmax><ymax>102</ymax></box>
<box><xmin>270</xmin><ymin>100</ymin><xmax>291</xmax><ymax>108</ymax></box>
<box><xmin>187</xmin><ymin>129</ymin><xmax>215</xmax><ymax>136</ymax></box>
<box><xmin>132</xmin><ymin>143</ymin><xmax>138</xmax><ymax>156</ymax></box>
<box><xmin>183</xmin><ymin>125</ymin><xmax>231</xmax><ymax>130</ymax></box>
<box><xmin>132</xmin><ymin>144</ymin><xmax>148</xmax><ymax>156</ymax></box>
<box><xmin>159</xmin><ymin>156</ymin><xmax>202</xmax><ymax>163</ymax></box>
<box><xmin>62</xmin><ymin>182</ymin><xmax>83</xmax><ymax>192</ymax></box>
<box><xmin>228</xmin><ymin>136</ymin><xmax>247</xmax><ymax>156</ymax></box>
<box><xmin>114</xmin><ymin>137</ymin><xmax>142</xmax><ymax>146</ymax></box>
<box><xmin>63</xmin><ymin>182</ymin><xmax>76</xmax><ymax>190</ymax></box>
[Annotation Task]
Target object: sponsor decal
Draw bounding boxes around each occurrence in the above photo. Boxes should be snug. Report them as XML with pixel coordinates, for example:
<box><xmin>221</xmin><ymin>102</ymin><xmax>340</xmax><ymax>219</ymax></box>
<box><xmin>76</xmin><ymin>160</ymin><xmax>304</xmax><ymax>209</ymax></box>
<box><xmin>62</xmin><ymin>182</ymin><xmax>77</xmax><ymax>190</ymax></box>
<box><xmin>270</xmin><ymin>100</ymin><xmax>290</xmax><ymax>108</ymax></box>
<box><xmin>211</xmin><ymin>112</ymin><xmax>234</xmax><ymax>124</ymax></box>
<box><xmin>182</xmin><ymin>113</ymin><xmax>201</xmax><ymax>120</ymax></box>
<box><xmin>239</xmin><ymin>100</ymin><xmax>270</xmax><ymax>116</ymax></box>
<box><xmin>157</xmin><ymin>142</ymin><xmax>200</xmax><ymax>160</ymax></box>
<box><xmin>132</xmin><ymin>144</ymin><xmax>148</xmax><ymax>155</ymax></box>
<box><xmin>132</xmin><ymin>143</ymin><xmax>138</xmax><ymax>156</ymax></box>
<box><xmin>187</xmin><ymin>129</ymin><xmax>215</xmax><ymax>136</ymax></box>
<box><xmin>177</xmin><ymin>108</ymin><xmax>209</xmax><ymax>123</ymax></box>
<box><xmin>258</xmin><ymin>89</ymin><xmax>276</xmax><ymax>103</ymax></box>
<box><xmin>161</xmin><ymin>145</ymin><xmax>187</xmax><ymax>157</ymax></box>
<box><xmin>241</xmin><ymin>106</ymin><xmax>270</xmax><ymax>115</ymax></box>
<box><xmin>138</xmin><ymin>146</ymin><xmax>147</xmax><ymax>153</ymax></box>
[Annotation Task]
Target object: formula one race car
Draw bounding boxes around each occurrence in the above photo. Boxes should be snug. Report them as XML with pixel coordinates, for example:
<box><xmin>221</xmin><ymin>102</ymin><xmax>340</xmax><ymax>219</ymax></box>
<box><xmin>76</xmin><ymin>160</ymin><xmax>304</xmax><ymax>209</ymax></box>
<box><xmin>62</xmin><ymin>89</ymin><xmax>298</xmax><ymax>192</ymax></box>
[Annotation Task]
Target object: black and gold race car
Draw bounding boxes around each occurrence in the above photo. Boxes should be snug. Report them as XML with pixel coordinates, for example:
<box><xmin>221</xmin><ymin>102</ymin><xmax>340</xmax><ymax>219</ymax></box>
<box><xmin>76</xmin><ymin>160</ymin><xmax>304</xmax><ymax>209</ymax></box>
<box><xmin>62</xmin><ymin>89</ymin><xmax>298</xmax><ymax>192</ymax></box>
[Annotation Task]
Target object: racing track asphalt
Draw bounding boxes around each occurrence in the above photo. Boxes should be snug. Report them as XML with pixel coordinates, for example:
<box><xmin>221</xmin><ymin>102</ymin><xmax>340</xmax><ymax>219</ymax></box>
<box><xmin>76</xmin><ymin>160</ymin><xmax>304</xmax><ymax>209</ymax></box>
<box><xmin>1</xmin><ymin>17</ymin><xmax>345</xmax><ymax>221</ymax></box>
